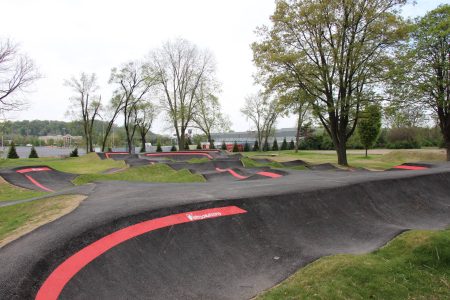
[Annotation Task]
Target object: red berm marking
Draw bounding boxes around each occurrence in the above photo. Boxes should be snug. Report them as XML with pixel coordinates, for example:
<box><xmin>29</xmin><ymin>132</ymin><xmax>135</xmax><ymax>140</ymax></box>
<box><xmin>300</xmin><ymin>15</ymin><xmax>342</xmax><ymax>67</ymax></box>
<box><xmin>16</xmin><ymin>167</ymin><xmax>51</xmax><ymax>174</ymax></box>
<box><xmin>393</xmin><ymin>165</ymin><xmax>428</xmax><ymax>170</ymax></box>
<box><xmin>105</xmin><ymin>152</ymin><xmax>129</xmax><ymax>159</ymax></box>
<box><xmin>215</xmin><ymin>167</ymin><xmax>248</xmax><ymax>179</ymax></box>
<box><xmin>24</xmin><ymin>175</ymin><xmax>54</xmax><ymax>192</ymax></box>
<box><xmin>35</xmin><ymin>206</ymin><xmax>247</xmax><ymax>300</ymax></box>
<box><xmin>145</xmin><ymin>152</ymin><xmax>213</xmax><ymax>159</ymax></box>
<box><xmin>256</xmin><ymin>171</ymin><xmax>283</xmax><ymax>178</ymax></box>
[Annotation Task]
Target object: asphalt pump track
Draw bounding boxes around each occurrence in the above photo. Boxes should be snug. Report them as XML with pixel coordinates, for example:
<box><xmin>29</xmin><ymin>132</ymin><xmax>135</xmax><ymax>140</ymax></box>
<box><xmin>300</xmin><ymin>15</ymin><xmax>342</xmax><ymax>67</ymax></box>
<box><xmin>0</xmin><ymin>159</ymin><xmax>449</xmax><ymax>299</ymax></box>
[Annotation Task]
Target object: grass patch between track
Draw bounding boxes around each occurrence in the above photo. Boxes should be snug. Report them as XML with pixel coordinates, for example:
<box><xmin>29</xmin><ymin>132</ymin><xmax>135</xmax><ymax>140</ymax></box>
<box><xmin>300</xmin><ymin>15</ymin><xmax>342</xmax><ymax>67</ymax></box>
<box><xmin>0</xmin><ymin>195</ymin><xmax>86</xmax><ymax>247</ymax></box>
<box><xmin>0</xmin><ymin>153</ymin><xmax>126</xmax><ymax>174</ymax></box>
<box><xmin>0</xmin><ymin>177</ymin><xmax>47</xmax><ymax>202</ymax></box>
<box><xmin>257</xmin><ymin>229</ymin><xmax>450</xmax><ymax>300</ymax></box>
<box><xmin>73</xmin><ymin>164</ymin><xmax>205</xmax><ymax>185</ymax></box>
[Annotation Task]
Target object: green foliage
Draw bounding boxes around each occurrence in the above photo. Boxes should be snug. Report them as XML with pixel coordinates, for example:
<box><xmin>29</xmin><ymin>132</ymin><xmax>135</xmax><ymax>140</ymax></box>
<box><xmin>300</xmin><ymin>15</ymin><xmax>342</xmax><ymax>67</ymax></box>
<box><xmin>258</xmin><ymin>229</ymin><xmax>450</xmax><ymax>300</ymax></box>
<box><xmin>358</xmin><ymin>105</ymin><xmax>382</xmax><ymax>156</ymax></box>
<box><xmin>262</xmin><ymin>141</ymin><xmax>270</xmax><ymax>151</ymax></box>
<box><xmin>272</xmin><ymin>139</ymin><xmax>279</xmax><ymax>151</ymax></box>
<box><xmin>221</xmin><ymin>141</ymin><xmax>227</xmax><ymax>150</ymax></box>
<box><xmin>69</xmin><ymin>148</ymin><xmax>79</xmax><ymax>157</ymax></box>
<box><xmin>253</xmin><ymin>140</ymin><xmax>259</xmax><ymax>151</ymax></box>
<box><xmin>184</xmin><ymin>140</ymin><xmax>190</xmax><ymax>150</ymax></box>
<box><xmin>7</xmin><ymin>142</ymin><xmax>19</xmax><ymax>159</ymax></box>
<box><xmin>280</xmin><ymin>138</ymin><xmax>288</xmax><ymax>150</ymax></box>
<box><xmin>196</xmin><ymin>141</ymin><xmax>202</xmax><ymax>150</ymax></box>
<box><xmin>243</xmin><ymin>141</ymin><xmax>250</xmax><ymax>152</ymax></box>
<box><xmin>156</xmin><ymin>141</ymin><xmax>162</xmax><ymax>152</ymax></box>
<box><xmin>289</xmin><ymin>139</ymin><xmax>295</xmax><ymax>150</ymax></box>
<box><xmin>28</xmin><ymin>146</ymin><xmax>39</xmax><ymax>158</ymax></box>
<box><xmin>232</xmin><ymin>141</ymin><xmax>239</xmax><ymax>152</ymax></box>
<box><xmin>170</xmin><ymin>143</ymin><xmax>177</xmax><ymax>152</ymax></box>
<box><xmin>140</xmin><ymin>146</ymin><xmax>146</xmax><ymax>153</ymax></box>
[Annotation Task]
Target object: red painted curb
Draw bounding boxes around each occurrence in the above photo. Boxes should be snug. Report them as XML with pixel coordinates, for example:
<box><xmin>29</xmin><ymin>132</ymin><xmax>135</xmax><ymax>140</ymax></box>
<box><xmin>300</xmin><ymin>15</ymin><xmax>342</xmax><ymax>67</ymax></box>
<box><xmin>256</xmin><ymin>171</ymin><xmax>283</xmax><ymax>178</ymax></box>
<box><xmin>145</xmin><ymin>152</ymin><xmax>213</xmax><ymax>159</ymax></box>
<box><xmin>35</xmin><ymin>206</ymin><xmax>247</xmax><ymax>300</ymax></box>
<box><xmin>393</xmin><ymin>165</ymin><xmax>428</xmax><ymax>170</ymax></box>
<box><xmin>24</xmin><ymin>175</ymin><xmax>54</xmax><ymax>192</ymax></box>
<box><xmin>104</xmin><ymin>152</ymin><xmax>129</xmax><ymax>159</ymax></box>
<box><xmin>16</xmin><ymin>167</ymin><xmax>51</xmax><ymax>174</ymax></box>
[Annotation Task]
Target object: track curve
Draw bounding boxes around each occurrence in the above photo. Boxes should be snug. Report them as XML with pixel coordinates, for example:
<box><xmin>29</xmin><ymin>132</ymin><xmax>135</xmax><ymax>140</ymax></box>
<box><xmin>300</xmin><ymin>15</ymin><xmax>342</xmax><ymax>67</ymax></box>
<box><xmin>0</xmin><ymin>163</ymin><xmax>449</xmax><ymax>299</ymax></box>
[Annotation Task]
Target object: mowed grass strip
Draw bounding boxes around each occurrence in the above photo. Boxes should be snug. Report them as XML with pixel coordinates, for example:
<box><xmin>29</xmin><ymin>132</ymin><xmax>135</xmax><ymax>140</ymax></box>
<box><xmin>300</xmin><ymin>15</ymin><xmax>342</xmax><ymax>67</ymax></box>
<box><xmin>0</xmin><ymin>177</ymin><xmax>47</xmax><ymax>202</ymax></box>
<box><xmin>0</xmin><ymin>195</ymin><xmax>86</xmax><ymax>247</ymax></box>
<box><xmin>73</xmin><ymin>164</ymin><xmax>205</xmax><ymax>185</ymax></box>
<box><xmin>257</xmin><ymin>229</ymin><xmax>450</xmax><ymax>300</ymax></box>
<box><xmin>0</xmin><ymin>153</ymin><xmax>126</xmax><ymax>174</ymax></box>
<box><xmin>244</xmin><ymin>149</ymin><xmax>446</xmax><ymax>170</ymax></box>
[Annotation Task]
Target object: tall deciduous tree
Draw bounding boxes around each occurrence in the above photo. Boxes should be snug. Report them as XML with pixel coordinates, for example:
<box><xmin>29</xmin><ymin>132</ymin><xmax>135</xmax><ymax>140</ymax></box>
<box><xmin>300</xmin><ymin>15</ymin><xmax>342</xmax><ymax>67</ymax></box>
<box><xmin>65</xmin><ymin>73</ymin><xmax>101</xmax><ymax>153</ymax></box>
<box><xmin>406</xmin><ymin>5</ymin><xmax>450</xmax><ymax>160</ymax></box>
<box><xmin>109</xmin><ymin>61</ymin><xmax>157</xmax><ymax>153</ymax></box>
<box><xmin>252</xmin><ymin>0</ymin><xmax>408</xmax><ymax>165</ymax></box>
<box><xmin>149</xmin><ymin>39</ymin><xmax>216</xmax><ymax>150</ymax></box>
<box><xmin>358</xmin><ymin>104</ymin><xmax>382</xmax><ymax>157</ymax></box>
<box><xmin>0</xmin><ymin>39</ymin><xmax>40</xmax><ymax>113</ymax></box>
<box><xmin>135</xmin><ymin>101</ymin><xmax>159</xmax><ymax>152</ymax></box>
<box><xmin>192</xmin><ymin>82</ymin><xmax>230</xmax><ymax>148</ymax></box>
<box><xmin>241</xmin><ymin>93</ymin><xmax>280</xmax><ymax>151</ymax></box>
<box><xmin>100</xmin><ymin>94</ymin><xmax>125</xmax><ymax>152</ymax></box>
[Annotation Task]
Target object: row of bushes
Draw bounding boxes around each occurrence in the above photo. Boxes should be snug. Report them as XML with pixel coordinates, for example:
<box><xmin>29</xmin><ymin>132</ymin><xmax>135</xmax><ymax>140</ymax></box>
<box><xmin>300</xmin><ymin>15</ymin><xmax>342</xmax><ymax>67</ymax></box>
<box><xmin>5</xmin><ymin>142</ymin><xmax>79</xmax><ymax>159</ymax></box>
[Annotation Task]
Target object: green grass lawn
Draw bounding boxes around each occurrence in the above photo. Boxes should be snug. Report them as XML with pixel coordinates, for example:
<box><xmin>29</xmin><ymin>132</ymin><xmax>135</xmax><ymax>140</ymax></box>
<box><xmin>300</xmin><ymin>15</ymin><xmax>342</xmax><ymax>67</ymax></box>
<box><xmin>0</xmin><ymin>153</ymin><xmax>126</xmax><ymax>174</ymax></box>
<box><xmin>73</xmin><ymin>164</ymin><xmax>205</xmax><ymax>185</ymax></box>
<box><xmin>0</xmin><ymin>180</ymin><xmax>46</xmax><ymax>202</ymax></box>
<box><xmin>244</xmin><ymin>149</ymin><xmax>446</xmax><ymax>170</ymax></box>
<box><xmin>0</xmin><ymin>195</ymin><xmax>84</xmax><ymax>245</ymax></box>
<box><xmin>258</xmin><ymin>229</ymin><xmax>450</xmax><ymax>300</ymax></box>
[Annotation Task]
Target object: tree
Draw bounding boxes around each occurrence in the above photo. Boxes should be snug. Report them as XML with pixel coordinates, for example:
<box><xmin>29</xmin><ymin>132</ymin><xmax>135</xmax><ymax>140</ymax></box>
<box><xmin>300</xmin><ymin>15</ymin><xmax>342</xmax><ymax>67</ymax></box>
<box><xmin>7</xmin><ymin>142</ymin><xmax>19</xmax><ymax>159</ymax></box>
<box><xmin>65</xmin><ymin>73</ymin><xmax>101</xmax><ymax>153</ymax></box>
<box><xmin>241</xmin><ymin>93</ymin><xmax>280</xmax><ymax>151</ymax></box>
<box><xmin>110</xmin><ymin>61</ymin><xmax>157</xmax><ymax>153</ymax></box>
<box><xmin>192</xmin><ymin>83</ymin><xmax>230</xmax><ymax>148</ymax></box>
<box><xmin>135</xmin><ymin>101</ymin><xmax>159</xmax><ymax>153</ymax></box>
<box><xmin>405</xmin><ymin>5</ymin><xmax>450</xmax><ymax>160</ymax></box>
<box><xmin>253</xmin><ymin>140</ymin><xmax>259</xmax><ymax>151</ymax></box>
<box><xmin>263</xmin><ymin>141</ymin><xmax>270</xmax><ymax>151</ymax></box>
<box><xmin>221</xmin><ymin>141</ymin><xmax>227</xmax><ymax>150</ymax></box>
<box><xmin>156</xmin><ymin>141</ymin><xmax>163</xmax><ymax>152</ymax></box>
<box><xmin>100</xmin><ymin>94</ymin><xmax>125</xmax><ymax>152</ymax></box>
<box><xmin>289</xmin><ymin>139</ymin><xmax>295</xmax><ymax>150</ymax></box>
<box><xmin>0</xmin><ymin>39</ymin><xmax>40</xmax><ymax>113</ymax></box>
<box><xmin>232</xmin><ymin>141</ymin><xmax>239</xmax><ymax>152</ymax></box>
<box><xmin>252</xmin><ymin>0</ymin><xmax>408</xmax><ymax>165</ymax></box>
<box><xmin>196</xmin><ymin>141</ymin><xmax>202</xmax><ymax>150</ymax></box>
<box><xmin>358</xmin><ymin>105</ymin><xmax>382</xmax><ymax>157</ymax></box>
<box><xmin>28</xmin><ymin>146</ymin><xmax>38</xmax><ymax>158</ymax></box>
<box><xmin>170</xmin><ymin>142</ymin><xmax>177</xmax><ymax>151</ymax></box>
<box><xmin>272</xmin><ymin>139</ymin><xmax>279</xmax><ymax>151</ymax></box>
<box><xmin>150</xmin><ymin>39</ymin><xmax>216</xmax><ymax>150</ymax></box>
<box><xmin>70</xmin><ymin>147</ymin><xmax>79</xmax><ymax>157</ymax></box>
<box><xmin>281</xmin><ymin>138</ymin><xmax>288</xmax><ymax>150</ymax></box>
<box><xmin>244</xmin><ymin>141</ymin><xmax>250</xmax><ymax>152</ymax></box>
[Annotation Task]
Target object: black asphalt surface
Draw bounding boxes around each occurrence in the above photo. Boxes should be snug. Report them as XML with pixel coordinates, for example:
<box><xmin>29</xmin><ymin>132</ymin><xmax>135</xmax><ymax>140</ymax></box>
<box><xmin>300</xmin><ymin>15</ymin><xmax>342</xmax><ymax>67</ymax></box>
<box><xmin>0</xmin><ymin>166</ymin><xmax>76</xmax><ymax>192</ymax></box>
<box><xmin>0</xmin><ymin>158</ymin><xmax>449</xmax><ymax>299</ymax></box>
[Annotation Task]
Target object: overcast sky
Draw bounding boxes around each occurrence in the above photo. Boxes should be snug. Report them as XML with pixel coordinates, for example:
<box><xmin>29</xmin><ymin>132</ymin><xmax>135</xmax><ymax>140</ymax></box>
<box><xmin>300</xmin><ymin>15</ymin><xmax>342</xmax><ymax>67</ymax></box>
<box><xmin>1</xmin><ymin>0</ymin><xmax>449</xmax><ymax>134</ymax></box>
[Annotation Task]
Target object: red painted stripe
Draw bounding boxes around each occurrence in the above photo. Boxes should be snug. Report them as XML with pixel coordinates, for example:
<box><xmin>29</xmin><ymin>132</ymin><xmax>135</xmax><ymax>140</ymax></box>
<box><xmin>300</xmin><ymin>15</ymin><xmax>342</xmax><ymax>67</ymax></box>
<box><xmin>35</xmin><ymin>206</ymin><xmax>247</xmax><ymax>300</ymax></box>
<box><xmin>393</xmin><ymin>165</ymin><xmax>428</xmax><ymax>170</ymax></box>
<box><xmin>215</xmin><ymin>167</ymin><xmax>248</xmax><ymax>179</ymax></box>
<box><xmin>256</xmin><ymin>171</ymin><xmax>283</xmax><ymax>178</ymax></box>
<box><xmin>24</xmin><ymin>175</ymin><xmax>54</xmax><ymax>192</ymax></box>
<box><xmin>16</xmin><ymin>167</ymin><xmax>51</xmax><ymax>174</ymax></box>
<box><xmin>105</xmin><ymin>152</ymin><xmax>129</xmax><ymax>159</ymax></box>
<box><xmin>145</xmin><ymin>152</ymin><xmax>213</xmax><ymax>159</ymax></box>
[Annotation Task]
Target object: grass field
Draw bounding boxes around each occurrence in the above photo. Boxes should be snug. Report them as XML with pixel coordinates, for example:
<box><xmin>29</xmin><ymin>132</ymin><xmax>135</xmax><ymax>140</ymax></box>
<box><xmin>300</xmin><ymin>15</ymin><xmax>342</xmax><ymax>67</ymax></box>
<box><xmin>258</xmin><ymin>229</ymin><xmax>450</xmax><ymax>300</ymax></box>
<box><xmin>0</xmin><ymin>195</ymin><xmax>85</xmax><ymax>247</ymax></box>
<box><xmin>244</xmin><ymin>149</ymin><xmax>446</xmax><ymax>170</ymax></box>
<box><xmin>73</xmin><ymin>164</ymin><xmax>205</xmax><ymax>185</ymax></box>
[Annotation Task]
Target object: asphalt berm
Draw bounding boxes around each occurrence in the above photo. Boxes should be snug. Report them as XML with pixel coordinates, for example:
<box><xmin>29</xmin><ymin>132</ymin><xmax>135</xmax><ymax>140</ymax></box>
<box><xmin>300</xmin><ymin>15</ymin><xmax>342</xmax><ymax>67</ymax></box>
<box><xmin>0</xmin><ymin>156</ymin><xmax>449</xmax><ymax>299</ymax></box>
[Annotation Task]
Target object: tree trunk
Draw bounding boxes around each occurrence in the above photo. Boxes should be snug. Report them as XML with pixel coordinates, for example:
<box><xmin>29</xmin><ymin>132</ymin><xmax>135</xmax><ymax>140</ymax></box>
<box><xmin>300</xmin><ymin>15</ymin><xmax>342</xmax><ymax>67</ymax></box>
<box><xmin>295</xmin><ymin>114</ymin><xmax>302</xmax><ymax>153</ymax></box>
<box><xmin>179</xmin><ymin>133</ymin><xmax>185</xmax><ymax>151</ymax></box>
<box><xmin>446</xmin><ymin>140</ymin><xmax>450</xmax><ymax>162</ymax></box>
<box><xmin>101</xmin><ymin>123</ymin><xmax>114</xmax><ymax>152</ymax></box>
<box><xmin>365</xmin><ymin>147</ymin><xmax>368</xmax><ymax>158</ymax></box>
<box><xmin>336</xmin><ymin>142</ymin><xmax>348</xmax><ymax>166</ymax></box>
<box><xmin>207</xmin><ymin>134</ymin><xmax>214</xmax><ymax>149</ymax></box>
<box><xmin>140</xmin><ymin>131</ymin><xmax>146</xmax><ymax>153</ymax></box>
<box><xmin>85</xmin><ymin>136</ymin><xmax>89</xmax><ymax>154</ymax></box>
